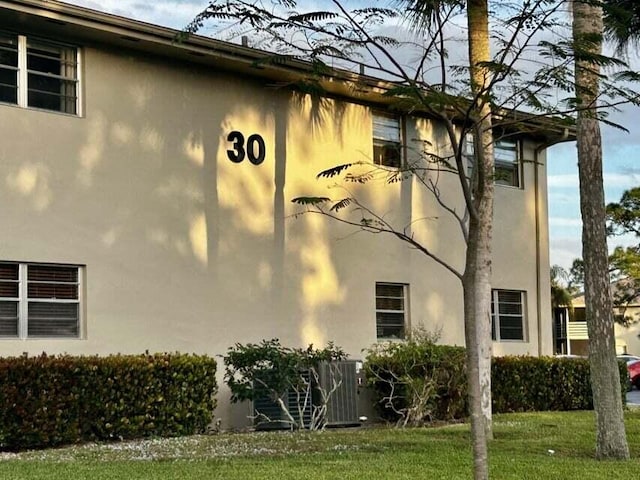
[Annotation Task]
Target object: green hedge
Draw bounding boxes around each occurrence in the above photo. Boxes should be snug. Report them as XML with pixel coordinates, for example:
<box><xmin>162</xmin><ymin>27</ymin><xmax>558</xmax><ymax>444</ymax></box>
<box><xmin>365</xmin><ymin>342</ymin><xmax>628</xmax><ymax>424</ymax></box>
<box><xmin>492</xmin><ymin>356</ymin><xmax>629</xmax><ymax>413</ymax></box>
<box><xmin>0</xmin><ymin>353</ymin><xmax>217</xmax><ymax>451</ymax></box>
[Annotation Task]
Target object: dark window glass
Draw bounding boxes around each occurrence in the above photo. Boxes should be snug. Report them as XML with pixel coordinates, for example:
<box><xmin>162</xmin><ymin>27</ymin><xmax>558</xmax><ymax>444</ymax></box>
<box><xmin>0</xmin><ymin>301</ymin><xmax>18</xmax><ymax>336</ymax></box>
<box><xmin>376</xmin><ymin>312</ymin><xmax>405</xmax><ymax>339</ymax></box>
<box><xmin>0</xmin><ymin>33</ymin><xmax>18</xmax><ymax>105</ymax></box>
<box><xmin>465</xmin><ymin>136</ymin><xmax>520</xmax><ymax>187</ymax></box>
<box><xmin>376</xmin><ymin>283</ymin><xmax>406</xmax><ymax>339</ymax></box>
<box><xmin>373</xmin><ymin>114</ymin><xmax>402</xmax><ymax>168</ymax></box>
<box><xmin>27</xmin><ymin>41</ymin><xmax>77</xmax><ymax>114</ymax></box>
<box><xmin>28</xmin><ymin>302</ymin><xmax>79</xmax><ymax>337</ymax></box>
<box><xmin>28</xmin><ymin>283</ymin><xmax>78</xmax><ymax>300</ymax></box>
<box><xmin>0</xmin><ymin>262</ymin><xmax>81</xmax><ymax>338</ymax></box>
<box><xmin>27</xmin><ymin>265</ymin><xmax>78</xmax><ymax>300</ymax></box>
<box><xmin>28</xmin><ymin>265</ymin><xmax>78</xmax><ymax>283</ymax></box>
<box><xmin>491</xmin><ymin>290</ymin><xmax>524</xmax><ymax>341</ymax></box>
<box><xmin>0</xmin><ymin>263</ymin><xmax>19</xmax><ymax>298</ymax></box>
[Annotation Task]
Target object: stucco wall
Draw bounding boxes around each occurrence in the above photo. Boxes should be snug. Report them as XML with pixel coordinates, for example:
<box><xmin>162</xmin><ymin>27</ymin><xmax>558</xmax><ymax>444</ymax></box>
<box><xmin>0</xmin><ymin>42</ymin><xmax>552</xmax><ymax>425</ymax></box>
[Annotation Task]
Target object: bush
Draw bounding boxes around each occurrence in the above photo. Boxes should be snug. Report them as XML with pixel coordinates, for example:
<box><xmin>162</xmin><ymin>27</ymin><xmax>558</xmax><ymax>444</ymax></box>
<box><xmin>365</xmin><ymin>336</ymin><xmax>628</xmax><ymax>425</ymax></box>
<box><xmin>224</xmin><ymin>339</ymin><xmax>347</xmax><ymax>430</ymax></box>
<box><xmin>364</xmin><ymin>333</ymin><xmax>468</xmax><ymax>425</ymax></box>
<box><xmin>0</xmin><ymin>353</ymin><xmax>217</xmax><ymax>450</ymax></box>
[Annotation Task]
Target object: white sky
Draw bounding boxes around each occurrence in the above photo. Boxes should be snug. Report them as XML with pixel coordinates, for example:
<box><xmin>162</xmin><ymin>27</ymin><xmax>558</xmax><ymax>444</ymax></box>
<box><xmin>63</xmin><ymin>0</ymin><xmax>640</xmax><ymax>271</ymax></box>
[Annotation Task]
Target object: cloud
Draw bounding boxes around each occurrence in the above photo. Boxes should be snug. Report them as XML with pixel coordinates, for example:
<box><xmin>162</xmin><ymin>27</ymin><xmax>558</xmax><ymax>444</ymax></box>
<box><xmin>547</xmin><ymin>192</ymin><xmax>577</xmax><ymax>204</ymax></box>
<box><xmin>68</xmin><ymin>1</ymin><xmax>203</xmax><ymax>29</ymax></box>
<box><xmin>550</xmin><ymin>236</ymin><xmax>582</xmax><ymax>270</ymax></box>
<box><xmin>548</xmin><ymin>217</ymin><xmax>582</xmax><ymax>228</ymax></box>
<box><xmin>548</xmin><ymin>172</ymin><xmax>640</xmax><ymax>189</ymax></box>
<box><xmin>550</xmin><ymin>232</ymin><xmax>639</xmax><ymax>271</ymax></box>
<box><xmin>547</xmin><ymin>174</ymin><xmax>578</xmax><ymax>188</ymax></box>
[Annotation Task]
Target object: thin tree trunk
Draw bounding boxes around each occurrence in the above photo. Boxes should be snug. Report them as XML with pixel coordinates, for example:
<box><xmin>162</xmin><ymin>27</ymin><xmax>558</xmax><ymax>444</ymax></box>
<box><xmin>463</xmin><ymin>219</ymin><xmax>492</xmax><ymax>480</ymax></box>
<box><xmin>465</xmin><ymin>1</ymin><xmax>494</xmax><ymax>478</ymax></box>
<box><xmin>573</xmin><ymin>0</ymin><xmax>629</xmax><ymax>460</ymax></box>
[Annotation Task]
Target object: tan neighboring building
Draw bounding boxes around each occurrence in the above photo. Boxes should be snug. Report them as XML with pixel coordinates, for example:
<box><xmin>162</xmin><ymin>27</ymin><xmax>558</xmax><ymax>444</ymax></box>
<box><xmin>0</xmin><ymin>0</ymin><xmax>567</xmax><ymax>426</ymax></box>
<box><xmin>554</xmin><ymin>294</ymin><xmax>640</xmax><ymax>357</ymax></box>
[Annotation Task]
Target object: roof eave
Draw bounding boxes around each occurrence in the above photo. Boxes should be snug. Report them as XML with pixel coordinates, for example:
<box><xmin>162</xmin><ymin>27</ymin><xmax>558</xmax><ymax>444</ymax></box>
<box><xmin>0</xmin><ymin>0</ymin><xmax>576</xmax><ymax>143</ymax></box>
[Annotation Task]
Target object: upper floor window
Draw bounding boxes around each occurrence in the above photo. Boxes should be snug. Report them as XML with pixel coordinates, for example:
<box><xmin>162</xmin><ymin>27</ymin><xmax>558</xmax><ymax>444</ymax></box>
<box><xmin>0</xmin><ymin>32</ymin><xmax>79</xmax><ymax>115</ymax></box>
<box><xmin>491</xmin><ymin>289</ymin><xmax>526</xmax><ymax>341</ymax></box>
<box><xmin>376</xmin><ymin>282</ymin><xmax>408</xmax><ymax>339</ymax></box>
<box><xmin>494</xmin><ymin>139</ymin><xmax>520</xmax><ymax>187</ymax></box>
<box><xmin>0</xmin><ymin>262</ymin><xmax>82</xmax><ymax>339</ymax></box>
<box><xmin>373</xmin><ymin>113</ymin><xmax>402</xmax><ymax>168</ymax></box>
<box><xmin>464</xmin><ymin>134</ymin><xmax>521</xmax><ymax>187</ymax></box>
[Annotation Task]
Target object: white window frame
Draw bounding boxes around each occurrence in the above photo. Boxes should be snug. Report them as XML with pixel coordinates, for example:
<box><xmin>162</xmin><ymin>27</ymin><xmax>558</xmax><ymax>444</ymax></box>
<box><xmin>375</xmin><ymin>282</ymin><xmax>409</xmax><ymax>340</ymax></box>
<box><xmin>0</xmin><ymin>31</ymin><xmax>81</xmax><ymax>116</ymax></box>
<box><xmin>0</xmin><ymin>262</ymin><xmax>84</xmax><ymax>339</ymax></box>
<box><xmin>372</xmin><ymin>112</ymin><xmax>403</xmax><ymax>168</ymax></box>
<box><xmin>491</xmin><ymin>289</ymin><xmax>526</xmax><ymax>342</ymax></box>
<box><xmin>464</xmin><ymin>134</ymin><xmax>521</xmax><ymax>188</ymax></box>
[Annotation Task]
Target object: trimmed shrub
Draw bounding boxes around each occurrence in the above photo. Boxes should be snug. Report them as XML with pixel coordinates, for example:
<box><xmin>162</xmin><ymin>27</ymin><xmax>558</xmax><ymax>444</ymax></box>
<box><xmin>364</xmin><ymin>338</ymin><xmax>468</xmax><ymax>425</ymax></box>
<box><xmin>492</xmin><ymin>356</ymin><xmax>629</xmax><ymax>412</ymax></box>
<box><xmin>365</xmin><ymin>340</ymin><xmax>628</xmax><ymax>425</ymax></box>
<box><xmin>0</xmin><ymin>353</ymin><xmax>217</xmax><ymax>450</ymax></box>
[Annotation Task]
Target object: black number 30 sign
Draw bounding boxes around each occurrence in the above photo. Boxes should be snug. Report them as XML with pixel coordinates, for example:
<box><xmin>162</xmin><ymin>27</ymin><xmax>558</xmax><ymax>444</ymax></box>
<box><xmin>227</xmin><ymin>131</ymin><xmax>266</xmax><ymax>165</ymax></box>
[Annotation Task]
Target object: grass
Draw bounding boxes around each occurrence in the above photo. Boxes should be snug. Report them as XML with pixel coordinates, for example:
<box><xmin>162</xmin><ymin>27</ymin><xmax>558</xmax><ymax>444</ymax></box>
<box><xmin>1</xmin><ymin>410</ymin><xmax>640</xmax><ymax>479</ymax></box>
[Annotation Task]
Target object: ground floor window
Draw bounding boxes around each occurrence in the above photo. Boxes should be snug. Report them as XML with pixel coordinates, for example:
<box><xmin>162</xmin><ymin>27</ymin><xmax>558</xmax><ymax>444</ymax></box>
<box><xmin>491</xmin><ymin>289</ymin><xmax>525</xmax><ymax>341</ymax></box>
<box><xmin>0</xmin><ymin>262</ymin><xmax>82</xmax><ymax>338</ymax></box>
<box><xmin>375</xmin><ymin>282</ymin><xmax>408</xmax><ymax>339</ymax></box>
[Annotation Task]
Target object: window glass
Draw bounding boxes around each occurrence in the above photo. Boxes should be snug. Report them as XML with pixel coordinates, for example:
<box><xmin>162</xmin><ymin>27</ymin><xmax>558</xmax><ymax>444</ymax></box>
<box><xmin>27</xmin><ymin>265</ymin><xmax>79</xmax><ymax>337</ymax></box>
<box><xmin>373</xmin><ymin>113</ymin><xmax>402</xmax><ymax>168</ymax></box>
<box><xmin>464</xmin><ymin>135</ymin><xmax>520</xmax><ymax>187</ymax></box>
<box><xmin>28</xmin><ymin>265</ymin><xmax>79</xmax><ymax>300</ymax></box>
<box><xmin>376</xmin><ymin>283</ymin><xmax>407</xmax><ymax>339</ymax></box>
<box><xmin>0</xmin><ymin>31</ymin><xmax>79</xmax><ymax>115</ymax></box>
<box><xmin>494</xmin><ymin>139</ymin><xmax>520</xmax><ymax>187</ymax></box>
<box><xmin>0</xmin><ymin>263</ymin><xmax>19</xmax><ymax>297</ymax></box>
<box><xmin>27</xmin><ymin>40</ymin><xmax>77</xmax><ymax>114</ymax></box>
<box><xmin>0</xmin><ymin>33</ymin><xmax>18</xmax><ymax>105</ymax></box>
<box><xmin>491</xmin><ymin>289</ymin><xmax>525</xmax><ymax>341</ymax></box>
<box><xmin>28</xmin><ymin>302</ymin><xmax>79</xmax><ymax>337</ymax></box>
<box><xmin>0</xmin><ymin>263</ymin><xmax>19</xmax><ymax>337</ymax></box>
<box><xmin>0</xmin><ymin>301</ymin><xmax>18</xmax><ymax>337</ymax></box>
<box><xmin>0</xmin><ymin>262</ymin><xmax>81</xmax><ymax>339</ymax></box>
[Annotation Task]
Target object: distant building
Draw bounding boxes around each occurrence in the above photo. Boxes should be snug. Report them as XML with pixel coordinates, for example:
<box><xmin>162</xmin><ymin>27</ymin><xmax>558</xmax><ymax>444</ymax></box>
<box><xmin>554</xmin><ymin>285</ymin><xmax>640</xmax><ymax>356</ymax></box>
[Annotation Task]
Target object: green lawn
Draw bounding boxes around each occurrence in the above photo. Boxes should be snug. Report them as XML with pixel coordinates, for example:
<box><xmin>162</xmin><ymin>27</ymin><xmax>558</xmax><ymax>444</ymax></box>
<box><xmin>1</xmin><ymin>410</ymin><xmax>640</xmax><ymax>479</ymax></box>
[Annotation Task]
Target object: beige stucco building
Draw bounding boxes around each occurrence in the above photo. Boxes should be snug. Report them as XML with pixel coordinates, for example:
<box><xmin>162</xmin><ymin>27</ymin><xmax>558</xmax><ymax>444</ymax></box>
<box><xmin>0</xmin><ymin>0</ymin><xmax>568</xmax><ymax>426</ymax></box>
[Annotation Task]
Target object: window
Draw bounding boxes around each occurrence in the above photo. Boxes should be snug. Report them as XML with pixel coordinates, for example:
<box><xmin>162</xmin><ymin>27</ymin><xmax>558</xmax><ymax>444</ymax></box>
<box><xmin>0</xmin><ymin>31</ymin><xmax>79</xmax><ymax>114</ymax></box>
<box><xmin>376</xmin><ymin>282</ymin><xmax>408</xmax><ymax>339</ymax></box>
<box><xmin>494</xmin><ymin>139</ymin><xmax>520</xmax><ymax>187</ymax></box>
<box><xmin>0</xmin><ymin>262</ymin><xmax>82</xmax><ymax>338</ymax></box>
<box><xmin>0</xmin><ymin>33</ymin><xmax>18</xmax><ymax>105</ymax></box>
<box><xmin>464</xmin><ymin>134</ymin><xmax>521</xmax><ymax>187</ymax></box>
<box><xmin>373</xmin><ymin>113</ymin><xmax>402</xmax><ymax>168</ymax></box>
<box><xmin>491</xmin><ymin>290</ymin><xmax>525</xmax><ymax>341</ymax></box>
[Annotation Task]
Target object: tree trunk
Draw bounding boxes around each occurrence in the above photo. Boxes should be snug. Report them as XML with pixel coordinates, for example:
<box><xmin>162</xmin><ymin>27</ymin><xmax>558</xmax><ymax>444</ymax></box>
<box><xmin>463</xmin><ymin>216</ymin><xmax>492</xmax><ymax>480</ymax></box>
<box><xmin>465</xmin><ymin>1</ymin><xmax>494</xmax><ymax>479</ymax></box>
<box><xmin>573</xmin><ymin>0</ymin><xmax>629</xmax><ymax>460</ymax></box>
